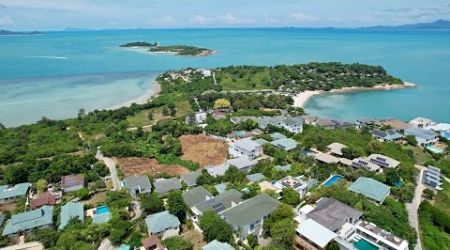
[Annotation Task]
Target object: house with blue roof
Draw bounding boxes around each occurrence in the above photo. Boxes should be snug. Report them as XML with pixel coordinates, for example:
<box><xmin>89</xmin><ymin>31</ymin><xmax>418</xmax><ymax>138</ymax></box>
<box><xmin>271</xmin><ymin>137</ymin><xmax>299</xmax><ymax>151</ymax></box>
<box><xmin>404</xmin><ymin>127</ymin><xmax>438</xmax><ymax>146</ymax></box>
<box><xmin>145</xmin><ymin>211</ymin><xmax>180</xmax><ymax>240</ymax></box>
<box><xmin>59</xmin><ymin>202</ymin><xmax>84</xmax><ymax>230</ymax></box>
<box><xmin>348</xmin><ymin>177</ymin><xmax>390</xmax><ymax>204</ymax></box>
<box><xmin>372</xmin><ymin>129</ymin><xmax>405</xmax><ymax>142</ymax></box>
<box><xmin>0</xmin><ymin>183</ymin><xmax>31</xmax><ymax>203</ymax></box>
<box><xmin>202</xmin><ymin>240</ymin><xmax>234</xmax><ymax>250</ymax></box>
<box><xmin>2</xmin><ymin>205</ymin><xmax>54</xmax><ymax>237</ymax></box>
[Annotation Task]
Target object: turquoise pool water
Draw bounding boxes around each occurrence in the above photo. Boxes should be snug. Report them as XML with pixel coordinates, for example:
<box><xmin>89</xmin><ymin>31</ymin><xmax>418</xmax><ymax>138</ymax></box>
<box><xmin>322</xmin><ymin>175</ymin><xmax>343</xmax><ymax>187</ymax></box>
<box><xmin>354</xmin><ymin>239</ymin><xmax>379</xmax><ymax>250</ymax></box>
<box><xmin>96</xmin><ymin>205</ymin><xmax>110</xmax><ymax>214</ymax></box>
<box><xmin>426</xmin><ymin>145</ymin><xmax>444</xmax><ymax>154</ymax></box>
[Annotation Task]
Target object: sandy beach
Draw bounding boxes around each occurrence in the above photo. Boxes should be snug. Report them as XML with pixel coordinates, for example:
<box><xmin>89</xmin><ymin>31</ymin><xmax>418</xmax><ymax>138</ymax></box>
<box><xmin>109</xmin><ymin>81</ymin><xmax>161</xmax><ymax>110</ymax></box>
<box><xmin>293</xmin><ymin>82</ymin><xmax>417</xmax><ymax>108</ymax></box>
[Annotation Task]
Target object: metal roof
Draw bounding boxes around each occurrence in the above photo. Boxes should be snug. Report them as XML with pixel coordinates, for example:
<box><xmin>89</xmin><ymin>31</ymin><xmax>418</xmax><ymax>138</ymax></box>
<box><xmin>296</xmin><ymin>219</ymin><xmax>337</xmax><ymax>248</ymax></box>
<box><xmin>2</xmin><ymin>205</ymin><xmax>54</xmax><ymax>236</ymax></box>
<box><xmin>182</xmin><ymin>186</ymin><xmax>213</xmax><ymax>208</ymax></box>
<box><xmin>154</xmin><ymin>177</ymin><xmax>182</xmax><ymax>195</ymax></box>
<box><xmin>348</xmin><ymin>177</ymin><xmax>390</xmax><ymax>203</ymax></box>
<box><xmin>0</xmin><ymin>183</ymin><xmax>31</xmax><ymax>200</ymax></box>
<box><xmin>59</xmin><ymin>202</ymin><xmax>84</xmax><ymax>229</ymax></box>
<box><xmin>145</xmin><ymin>211</ymin><xmax>180</xmax><ymax>234</ymax></box>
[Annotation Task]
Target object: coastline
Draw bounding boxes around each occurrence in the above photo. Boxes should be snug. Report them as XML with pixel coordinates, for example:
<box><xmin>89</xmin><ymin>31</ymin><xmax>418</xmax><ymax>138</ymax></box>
<box><xmin>108</xmin><ymin>80</ymin><xmax>161</xmax><ymax>110</ymax></box>
<box><xmin>293</xmin><ymin>82</ymin><xmax>417</xmax><ymax>108</ymax></box>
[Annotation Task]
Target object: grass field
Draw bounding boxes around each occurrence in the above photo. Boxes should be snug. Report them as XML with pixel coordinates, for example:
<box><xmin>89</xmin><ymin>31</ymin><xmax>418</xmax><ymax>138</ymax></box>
<box><xmin>127</xmin><ymin>99</ymin><xmax>193</xmax><ymax>127</ymax></box>
<box><xmin>217</xmin><ymin>68</ymin><xmax>273</xmax><ymax>90</ymax></box>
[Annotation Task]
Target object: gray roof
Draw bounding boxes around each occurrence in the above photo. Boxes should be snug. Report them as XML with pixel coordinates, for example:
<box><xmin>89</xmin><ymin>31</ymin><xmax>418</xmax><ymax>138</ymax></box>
<box><xmin>123</xmin><ymin>175</ymin><xmax>152</xmax><ymax>195</ymax></box>
<box><xmin>227</xmin><ymin>157</ymin><xmax>258</xmax><ymax>170</ymax></box>
<box><xmin>59</xmin><ymin>202</ymin><xmax>84</xmax><ymax>230</ymax></box>
<box><xmin>372</xmin><ymin>129</ymin><xmax>404</xmax><ymax>141</ymax></box>
<box><xmin>154</xmin><ymin>178</ymin><xmax>182</xmax><ymax>195</ymax></box>
<box><xmin>271</xmin><ymin>138</ymin><xmax>298</xmax><ymax>151</ymax></box>
<box><xmin>221</xmin><ymin>194</ymin><xmax>279</xmax><ymax>227</ymax></box>
<box><xmin>181</xmin><ymin>171</ymin><xmax>201</xmax><ymax>187</ymax></box>
<box><xmin>405</xmin><ymin>127</ymin><xmax>437</xmax><ymax>140</ymax></box>
<box><xmin>194</xmin><ymin>189</ymin><xmax>242</xmax><ymax>214</ymax></box>
<box><xmin>202</xmin><ymin>240</ymin><xmax>235</xmax><ymax>250</ymax></box>
<box><xmin>253</xmin><ymin>138</ymin><xmax>270</xmax><ymax>146</ymax></box>
<box><xmin>2</xmin><ymin>206</ymin><xmax>53</xmax><ymax>236</ymax></box>
<box><xmin>234</xmin><ymin>138</ymin><xmax>260</xmax><ymax>151</ymax></box>
<box><xmin>215</xmin><ymin>183</ymin><xmax>228</xmax><ymax>194</ymax></box>
<box><xmin>0</xmin><ymin>183</ymin><xmax>31</xmax><ymax>200</ymax></box>
<box><xmin>145</xmin><ymin>211</ymin><xmax>180</xmax><ymax>234</ymax></box>
<box><xmin>246</xmin><ymin>173</ymin><xmax>266</xmax><ymax>183</ymax></box>
<box><xmin>182</xmin><ymin>186</ymin><xmax>213</xmax><ymax>208</ymax></box>
<box><xmin>275</xmin><ymin>164</ymin><xmax>292</xmax><ymax>172</ymax></box>
<box><xmin>307</xmin><ymin>197</ymin><xmax>363</xmax><ymax>232</ymax></box>
<box><xmin>284</xmin><ymin>116</ymin><xmax>303</xmax><ymax>126</ymax></box>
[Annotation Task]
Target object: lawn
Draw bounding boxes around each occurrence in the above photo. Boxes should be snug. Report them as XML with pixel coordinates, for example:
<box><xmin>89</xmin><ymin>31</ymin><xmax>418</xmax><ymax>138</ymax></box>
<box><xmin>127</xmin><ymin>100</ymin><xmax>193</xmax><ymax>128</ymax></box>
<box><xmin>217</xmin><ymin>68</ymin><xmax>273</xmax><ymax>90</ymax></box>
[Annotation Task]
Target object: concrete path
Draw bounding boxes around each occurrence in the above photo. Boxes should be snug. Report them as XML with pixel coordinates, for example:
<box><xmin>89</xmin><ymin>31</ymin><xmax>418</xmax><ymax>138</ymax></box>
<box><xmin>98</xmin><ymin>239</ymin><xmax>114</xmax><ymax>250</ymax></box>
<box><xmin>406</xmin><ymin>165</ymin><xmax>425</xmax><ymax>250</ymax></box>
<box><xmin>96</xmin><ymin>149</ymin><xmax>121</xmax><ymax>191</ymax></box>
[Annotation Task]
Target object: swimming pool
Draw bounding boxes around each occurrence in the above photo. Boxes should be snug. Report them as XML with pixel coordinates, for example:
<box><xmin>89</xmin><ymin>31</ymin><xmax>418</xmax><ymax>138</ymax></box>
<box><xmin>322</xmin><ymin>175</ymin><xmax>343</xmax><ymax>187</ymax></box>
<box><xmin>426</xmin><ymin>145</ymin><xmax>444</xmax><ymax>154</ymax></box>
<box><xmin>96</xmin><ymin>205</ymin><xmax>110</xmax><ymax>214</ymax></box>
<box><xmin>353</xmin><ymin>239</ymin><xmax>379</xmax><ymax>250</ymax></box>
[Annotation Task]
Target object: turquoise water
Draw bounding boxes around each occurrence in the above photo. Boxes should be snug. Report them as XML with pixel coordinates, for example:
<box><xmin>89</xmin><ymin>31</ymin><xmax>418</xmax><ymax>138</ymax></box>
<box><xmin>1</xmin><ymin>28</ymin><xmax>449</xmax><ymax>126</ymax></box>
<box><xmin>96</xmin><ymin>205</ymin><xmax>110</xmax><ymax>214</ymax></box>
<box><xmin>353</xmin><ymin>239</ymin><xmax>379</xmax><ymax>250</ymax></box>
<box><xmin>322</xmin><ymin>175</ymin><xmax>343</xmax><ymax>187</ymax></box>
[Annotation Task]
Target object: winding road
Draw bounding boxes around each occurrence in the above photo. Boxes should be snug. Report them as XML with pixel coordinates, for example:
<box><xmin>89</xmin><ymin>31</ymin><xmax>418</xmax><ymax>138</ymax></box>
<box><xmin>406</xmin><ymin>165</ymin><xmax>425</xmax><ymax>250</ymax></box>
<box><xmin>96</xmin><ymin>149</ymin><xmax>121</xmax><ymax>191</ymax></box>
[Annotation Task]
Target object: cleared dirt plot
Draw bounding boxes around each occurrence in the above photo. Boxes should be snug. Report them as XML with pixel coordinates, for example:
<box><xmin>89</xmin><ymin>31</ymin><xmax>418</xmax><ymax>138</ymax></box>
<box><xmin>179</xmin><ymin>135</ymin><xmax>228</xmax><ymax>167</ymax></box>
<box><xmin>114</xmin><ymin>157</ymin><xmax>190</xmax><ymax>177</ymax></box>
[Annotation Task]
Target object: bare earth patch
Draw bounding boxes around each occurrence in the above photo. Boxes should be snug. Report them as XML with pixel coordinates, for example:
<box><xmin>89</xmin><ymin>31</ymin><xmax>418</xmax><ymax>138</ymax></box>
<box><xmin>114</xmin><ymin>157</ymin><xmax>190</xmax><ymax>177</ymax></box>
<box><xmin>179</xmin><ymin>135</ymin><xmax>228</xmax><ymax>168</ymax></box>
<box><xmin>182</xmin><ymin>226</ymin><xmax>205</xmax><ymax>250</ymax></box>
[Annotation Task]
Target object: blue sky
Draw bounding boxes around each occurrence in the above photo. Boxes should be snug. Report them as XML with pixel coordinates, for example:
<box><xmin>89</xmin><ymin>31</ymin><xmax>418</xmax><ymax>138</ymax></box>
<box><xmin>0</xmin><ymin>0</ymin><xmax>449</xmax><ymax>30</ymax></box>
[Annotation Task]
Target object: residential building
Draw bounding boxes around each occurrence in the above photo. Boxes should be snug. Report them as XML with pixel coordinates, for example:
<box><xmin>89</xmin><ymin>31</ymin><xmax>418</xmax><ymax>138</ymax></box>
<box><xmin>271</xmin><ymin>137</ymin><xmax>299</xmax><ymax>151</ymax></box>
<box><xmin>92</xmin><ymin>205</ymin><xmax>111</xmax><ymax>224</ymax></box>
<box><xmin>315</xmin><ymin>152</ymin><xmax>340</xmax><ymax>164</ymax></box>
<box><xmin>275</xmin><ymin>164</ymin><xmax>292</xmax><ymax>172</ymax></box>
<box><xmin>214</xmin><ymin>183</ymin><xmax>228</xmax><ymax>194</ymax></box>
<box><xmin>226</xmin><ymin>157</ymin><xmax>258</xmax><ymax>173</ymax></box>
<box><xmin>2</xmin><ymin>206</ymin><xmax>54</xmax><ymax>237</ymax></box>
<box><xmin>255</xmin><ymin>115</ymin><xmax>303</xmax><ymax>133</ymax></box>
<box><xmin>123</xmin><ymin>175</ymin><xmax>152</xmax><ymax>199</ymax></box>
<box><xmin>246</xmin><ymin>173</ymin><xmax>266</xmax><ymax>183</ymax></box>
<box><xmin>348</xmin><ymin>177</ymin><xmax>390</xmax><ymax>204</ymax></box>
<box><xmin>191</xmin><ymin>189</ymin><xmax>242</xmax><ymax>219</ymax></box>
<box><xmin>274</xmin><ymin>176</ymin><xmax>316</xmax><ymax>198</ymax></box>
<box><xmin>404</xmin><ymin>127</ymin><xmax>438</xmax><ymax>146</ymax></box>
<box><xmin>371</xmin><ymin>129</ymin><xmax>405</xmax><ymax>142</ymax></box>
<box><xmin>409</xmin><ymin>117</ymin><xmax>434</xmax><ymax>128</ymax></box>
<box><xmin>0</xmin><ymin>183</ymin><xmax>31</xmax><ymax>203</ymax></box>
<box><xmin>326</xmin><ymin>142</ymin><xmax>347</xmax><ymax>156</ymax></box>
<box><xmin>367</xmin><ymin>154</ymin><xmax>400</xmax><ymax>169</ymax></box>
<box><xmin>301</xmin><ymin>115</ymin><xmax>318</xmax><ymax>125</ymax></box>
<box><xmin>221</xmin><ymin>194</ymin><xmax>279</xmax><ymax>240</ymax></box>
<box><xmin>182</xmin><ymin>186</ymin><xmax>213</xmax><ymax>209</ymax></box>
<box><xmin>253</xmin><ymin>138</ymin><xmax>270</xmax><ymax>146</ymax></box>
<box><xmin>353</xmin><ymin>220</ymin><xmax>408</xmax><ymax>250</ymax></box>
<box><xmin>30</xmin><ymin>192</ymin><xmax>59</xmax><ymax>210</ymax></box>
<box><xmin>422</xmin><ymin>166</ymin><xmax>443</xmax><ymax>191</ymax></box>
<box><xmin>271</xmin><ymin>132</ymin><xmax>287</xmax><ymax>140</ymax></box>
<box><xmin>295</xmin><ymin>219</ymin><xmax>337</xmax><ymax>250</ymax></box>
<box><xmin>427</xmin><ymin>123</ymin><xmax>450</xmax><ymax>133</ymax></box>
<box><xmin>231</xmin><ymin>138</ymin><xmax>263</xmax><ymax>159</ymax></box>
<box><xmin>141</xmin><ymin>236</ymin><xmax>165</xmax><ymax>250</ymax></box>
<box><xmin>153</xmin><ymin>178</ymin><xmax>182</xmax><ymax>195</ymax></box>
<box><xmin>61</xmin><ymin>174</ymin><xmax>84</xmax><ymax>193</ymax></box>
<box><xmin>59</xmin><ymin>202</ymin><xmax>84</xmax><ymax>230</ymax></box>
<box><xmin>202</xmin><ymin>240</ymin><xmax>234</xmax><ymax>250</ymax></box>
<box><xmin>185</xmin><ymin>111</ymin><xmax>207</xmax><ymax>124</ymax></box>
<box><xmin>181</xmin><ymin>171</ymin><xmax>201</xmax><ymax>187</ymax></box>
<box><xmin>351</xmin><ymin>158</ymin><xmax>381</xmax><ymax>172</ymax></box>
<box><xmin>314</xmin><ymin>118</ymin><xmax>336</xmax><ymax>129</ymax></box>
<box><xmin>145</xmin><ymin>211</ymin><xmax>180</xmax><ymax>240</ymax></box>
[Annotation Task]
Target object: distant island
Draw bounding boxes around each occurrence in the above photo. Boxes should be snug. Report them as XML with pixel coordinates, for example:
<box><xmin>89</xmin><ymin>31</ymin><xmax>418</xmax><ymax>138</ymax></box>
<box><xmin>362</xmin><ymin>19</ymin><xmax>450</xmax><ymax>30</ymax></box>
<box><xmin>120</xmin><ymin>41</ymin><xmax>215</xmax><ymax>56</ymax></box>
<box><xmin>0</xmin><ymin>30</ymin><xmax>43</xmax><ymax>35</ymax></box>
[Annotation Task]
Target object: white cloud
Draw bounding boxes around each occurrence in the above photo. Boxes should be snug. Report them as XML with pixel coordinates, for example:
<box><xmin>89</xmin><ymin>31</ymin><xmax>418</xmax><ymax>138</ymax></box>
<box><xmin>157</xmin><ymin>15</ymin><xmax>177</xmax><ymax>26</ymax></box>
<box><xmin>218</xmin><ymin>13</ymin><xmax>243</xmax><ymax>24</ymax></box>
<box><xmin>290</xmin><ymin>12</ymin><xmax>318</xmax><ymax>22</ymax></box>
<box><xmin>191</xmin><ymin>15</ymin><xmax>208</xmax><ymax>24</ymax></box>
<box><xmin>0</xmin><ymin>15</ymin><xmax>13</xmax><ymax>26</ymax></box>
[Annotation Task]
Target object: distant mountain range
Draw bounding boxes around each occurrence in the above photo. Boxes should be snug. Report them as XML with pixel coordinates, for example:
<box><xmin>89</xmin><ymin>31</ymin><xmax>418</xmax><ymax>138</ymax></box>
<box><xmin>0</xmin><ymin>30</ymin><xmax>43</xmax><ymax>35</ymax></box>
<box><xmin>362</xmin><ymin>20</ymin><xmax>450</xmax><ymax>30</ymax></box>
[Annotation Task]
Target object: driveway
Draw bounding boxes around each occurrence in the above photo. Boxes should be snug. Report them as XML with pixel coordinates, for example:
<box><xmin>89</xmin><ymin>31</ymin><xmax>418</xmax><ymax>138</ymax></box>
<box><xmin>406</xmin><ymin>165</ymin><xmax>425</xmax><ymax>250</ymax></box>
<box><xmin>96</xmin><ymin>149</ymin><xmax>121</xmax><ymax>191</ymax></box>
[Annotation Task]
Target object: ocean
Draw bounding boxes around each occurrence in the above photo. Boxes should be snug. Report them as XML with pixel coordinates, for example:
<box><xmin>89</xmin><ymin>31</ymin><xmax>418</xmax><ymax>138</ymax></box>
<box><xmin>0</xmin><ymin>28</ymin><xmax>449</xmax><ymax>126</ymax></box>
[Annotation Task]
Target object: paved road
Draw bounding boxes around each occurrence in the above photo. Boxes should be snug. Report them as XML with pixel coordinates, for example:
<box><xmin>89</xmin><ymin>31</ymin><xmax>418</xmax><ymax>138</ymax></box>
<box><xmin>96</xmin><ymin>149</ymin><xmax>121</xmax><ymax>191</ymax></box>
<box><xmin>406</xmin><ymin>165</ymin><xmax>425</xmax><ymax>250</ymax></box>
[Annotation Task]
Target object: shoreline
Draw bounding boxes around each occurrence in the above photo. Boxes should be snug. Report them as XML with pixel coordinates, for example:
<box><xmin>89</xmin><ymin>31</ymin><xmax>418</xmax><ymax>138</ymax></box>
<box><xmin>108</xmin><ymin>80</ymin><xmax>161</xmax><ymax>110</ymax></box>
<box><xmin>293</xmin><ymin>82</ymin><xmax>417</xmax><ymax>108</ymax></box>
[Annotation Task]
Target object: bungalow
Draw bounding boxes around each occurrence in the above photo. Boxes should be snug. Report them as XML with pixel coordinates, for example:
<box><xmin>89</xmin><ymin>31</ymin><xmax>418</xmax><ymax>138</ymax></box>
<box><xmin>145</xmin><ymin>211</ymin><xmax>180</xmax><ymax>240</ymax></box>
<box><xmin>221</xmin><ymin>194</ymin><xmax>279</xmax><ymax>240</ymax></box>
<box><xmin>0</xmin><ymin>183</ymin><xmax>31</xmax><ymax>203</ymax></box>
<box><xmin>181</xmin><ymin>171</ymin><xmax>201</xmax><ymax>187</ymax></box>
<box><xmin>404</xmin><ymin>127</ymin><xmax>439</xmax><ymax>146</ymax></box>
<box><xmin>271</xmin><ymin>138</ymin><xmax>299</xmax><ymax>151</ymax></box>
<box><xmin>141</xmin><ymin>236</ymin><xmax>165</xmax><ymax>250</ymax></box>
<box><xmin>182</xmin><ymin>186</ymin><xmax>213</xmax><ymax>209</ymax></box>
<box><xmin>122</xmin><ymin>175</ymin><xmax>152</xmax><ymax>199</ymax></box>
<box><xmin>2</xmin><ymin>205</ymin><xmax>54</xmax><ymax>237</ymax></box>
<box><xmin>315</xmin><ymin>152</ymin><xmax>340</xmax><ymax>164</ymax></box>
<box><xmin>202</xmin><ymin>240</ymin><xmax>234</xmax><ymax>250</ymax></box>
<box><xmin>185</xmin><ymin>111</ymin><xmax>207</xmax><ymax>124</ymax></box>
<box><xmin>326</xmin><ymin>142</ymin><xmax>347</xmax><ymax>157</ymax></box>
<box><xmin>246</xmin><ymin>173</ymin><xmax>266</xmax><ymax>183</ymax></box>
<box><xmin>371</xmin><ymin>129</ymin><xmax>405</xmax><ymax>142</ymax></box>
<box><xmin>59</xmin><ymin>202</ymin><xmax>84</xmax><ymax>230</ymax></box>
<box><xmin>409</xmin><ymin>117</ymin><xmax>434</xmax><ymax>128</ymax></box>
<box><xmin>274</xmin><ymin>176</ymin><xmax>316</xmax><ymax>198</ymax></box>
<box><xmin>348</xmin><ymin>177</ymin><xmax>390</xmax><ymax>204</ymax></box>
<box><xmin>231</xmin><ymin>138</ymin><xmax>263</xmax><ymax>159</ymax></box>
<box><xmin>226</xmin><ymin>157</ymin><xmax>258</xmax><ymax>173</ymax></box>
<box><xmin>30</xmin><ymin>192</ymin><xmax>59</xmax><ymax>210</ymax></box>
<box><xmin>61</xmin><ymin>174</ymin><xmax>84</xmax><ymax>193</ymax></box>
<box><xmin>351</xmin><ymin>158</ymin><xmax>381</xmax><ymax>172</ymax></box>
<box><xmin>422</xmin><ymin>166</ymin><xmax>443</xmax><ymax>191</ymax></box>
<box><xmin>367</xmin><ymin>154</ymin><xmax>400</xmax><ymax>169</ymax></box>
<box><xmin>153</xmin><ymin>178</ymin><xmax>182</xmax><ymax>195</ymax></box>
<box><xmin>191</xmin><ymin>189</ymin><xmax>242</xmax><ymax>218</ymax></box>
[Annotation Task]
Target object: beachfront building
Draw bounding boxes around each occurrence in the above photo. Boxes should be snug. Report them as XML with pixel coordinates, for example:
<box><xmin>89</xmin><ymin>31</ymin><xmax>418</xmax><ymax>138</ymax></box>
<box><xmin>61</xmin><ymin>174</ymin><xmax>84</xmax><ymax>193</ymax></box>
<box><xmin>367</xmin><ymin>154</ymin><xmax>400</xmax><ymax>169</ymax></box>
<box><xmin>409</xmin><ymin>117</ymin><xmax>434</xmax><ymax>128</ymax></box>
<box><xmin>202</xmin><ymin>240</ymin><xmax>234</xmax><ymax>250</ymax></box>
<box><xmin>191</xmin><ymin>189</ymin><xmax>242</xmax><ymax>220</ymax></box>
<box><xmin>422</xmin><ymin>166</ymin><xmax>443</xmax><ymax>191</ymax></box>
<box><xmin>404</xmin><ymin>128</ymin><xmax>438</xmax><ymax>146</ymax></box>
<box><xmin>122</xmin><ymin>175</ymin><xmax>152</xmax><ymax>199</ymax></box>
<box><xmin>59</xmin><ymin>202</ymin><xmax>84</xmax><ymax>230</ymax></box>
<box><xmin>326</xmin><ymin>142</ymin><xmax>347</xmax><ymax>157</ymax></box>
<box><xmin>0</xmin><ymin>183</ymin><xmax>31</xmax><ymax>203</ymax></box>
<box><xmin>2</xmin><ymin>206</ymin><xmax>54</xmax><ymax>238</ymax></box>
<box><xmin>255</xmin><ymin>115</ymin><xmax>304</xmax><ymax>133</ymax></box>
<box><xmin>351</xmin><ymin>158</ymin><xmax>381</xmax><ymax>172</ymax></box>
<box><xmin>145</xmin><ymin>211</ymin><xmax>180</xmax><ymax>240</ymax></box>
<box><xmin>371</xmin><ymin>129</ymin><xmax>405</xmax><ymax>142</ymax></box>
<box><xmin>221</xmin><ymin>194</ymin><xmax>279</xmax><ymax>240</ymax></box>
<box><xmin>153</xmin><ymin>177</ymin><xmax>182</xmax><ymax>195</ymax></box>
<box><xmin>231</xmin><ymin>138</ymin><xmax>263</xmax><ymax>159</ymax></box>
<box><xmin>348</xmin><ymin>177</ymin><xmax>390</xmax><ymax>204</ymax></box>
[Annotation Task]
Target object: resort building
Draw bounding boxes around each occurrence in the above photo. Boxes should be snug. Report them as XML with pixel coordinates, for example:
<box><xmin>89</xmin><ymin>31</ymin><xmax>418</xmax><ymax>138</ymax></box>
<box><xmin>145</xmin><ymin>211</ymin><xmax>180</xmax><ymax>240</ymax></box>
<box><xmin>422</xmin><ymin>166</ymin><xmax>443</xmax><ymax>191</ymax></box>
<box><xmin>191</xmin><ymin>189</ymin><xmax>242</xmax><ymax>219</ymax></box>
<box><xmin>61</xmin><ymin>174</ymin><xmax>84</xmax><ymax>193</ymax></box>
<box><xmin>181</xmin><ymin>171</ymin><xmax>201</xmax><ymax>187</ymax></box>
<box><xmin>348</xmin><ymin>177</ymin><xmax>390</xmax><ymax>204</ymax></box>
<box><xmin>409</xmin><ymin>117</ymin><xmax>434</xmax><ymax>128</ymax></box>
<box><xmin>0</xmin><ymin>183</ymin><xmax>31</xmax><ymax>203</ymax></box>
<box><xmin>2</xmin><ymin>205</ymin><xmax>54</xmax><ymax>237</ymax></box>
<box><xmin>202</xmin><ymin>240</ymin><xmax>234</xmax><ymax>250</ymax></box>
<box><xmin>231</xmin><ymin>138</ymin><xmax>263</xmax><ymax>159</ymax></box>
<box><xmin>367</xmin><ymin>154</ymin><xmax>400</xmax><ymax>169</ymax></box>
<box><xmin>404</xmin><ymin>128</ymin><xmax>439</xmax><ymax>146</ymax></box>
<box><xmin>271</xmin><ymin>137</ymin><xmax>299</xmax><ymax>151</ymax></box>
<box><xmin>221</xmin><ymin>194</ymin><xmax>280</xmax><ymax>240</ymax></box>
<box><xmin>153</xmin><ymin>177</ymin><xmax>182</xmax><ymax>195</ymax></box>
<box><xmin>182</xmin><ymin>186</ymin><xmax>213</xmax><ymax>209</ymax></box>
<box><xmin>371</xmin><ymin>129</ymin><xmax>405</xmax><ymax>142</ymax></box>
<box><xmin>59</xmin><ymin>202</ymin><xmax>84</xmax><ymax>230</ymax></box>
<box><xmin>351</xmin><ymin>158</ymin><xmax>381</xmax><ymax>172</ymax></box>
<box><xmin>30</xmin><ymin>192</ymin><xmax>59</xmax><ymax>210</ymax></box>
<box><xmin>122</xmin><ymin>175</ymin><xmax>152</xmax><ymax>199</ymax></box>
<box><xmin>326</xmin><ymin>142</ymin><xmax>347</xmax><ymax>156</ymax></box>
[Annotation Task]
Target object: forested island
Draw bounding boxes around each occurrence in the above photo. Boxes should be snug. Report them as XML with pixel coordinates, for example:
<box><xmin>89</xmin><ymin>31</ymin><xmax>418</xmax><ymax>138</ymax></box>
<box><xmin>120</xmin><ymin>41</ymin><xmax>215</xmax><ymax>56</ymax></box>
<box><xmin>0</xmin><ymin>30</ymin><xmax>43</xmax><ymax>35</ymax></box>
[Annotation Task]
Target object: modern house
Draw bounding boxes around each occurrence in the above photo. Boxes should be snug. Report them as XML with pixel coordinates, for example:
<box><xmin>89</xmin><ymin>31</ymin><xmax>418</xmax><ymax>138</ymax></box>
<box><xmin>185</xmin><ymin>111</ymin><xmax>207</xmax><ymax>124</ymax></box>
<box><xmin>231</xmin><ymin>138</ymin><xmax>263</xmax><ymax>159</ymax></box>
<box><xmin>326</xmin><ymin>143</ymin><xmax>347</xmax><ymax>157</ymax></box>
<box><xmin>351</xmin><ymin>158</ymin><xmax>381</xmax><ymax>172</ymax></box>
<box><xmin>255</xmin><ymin>115</ymin><xmax>303</xmax><ymax>133</ymax></box>
<box><xmin>181</xmin><ymin>171</ymin><xmax>201</xmax><ymax>187</ymax></box>
<box><xmin>226</xmin><ymin>157</ymin><xmax>259</xmax><ymax>173</ymax></box>
<box><xmin>61</xmin><ymin>174</ymin><xmax>84</xmax><ymax>193</ymax></box>
<box><xmin>422</xmin><ymin>166</ymin><xmax>443</xmax><ymax>191</ymax></box>
<box><xmin>145</xmin><ymin>211</ymin><xmax>180</xmax><ymax>240</ymax></box>
<box><xmin>2</xmin><ymin>205</ymin><xmax>54</xmax><ymax>237</ymax></box>
<box><xmin>141</xmin><ymin>235</ymin><xmax>165</xmax><ymax>250</ymax></box>
<box><xmin>153</xmin><ymin>178</ymin><xmax>182</xmax><ymax>195</ymax></box>
<box><xmin>30</xmin><ymin>192</ymin><xmax>59</xmax><ymax>210</ymax></box>
<box><xmin>0</xmin><ymin>183</ymin><xmax>31</xmax><ymax>203</ymax></box>
<box><xmin>371</xmin><ymin>129</ymin><xmax>405</xmax><ymax>142</ymax></box>
<box><xmin>122</xmin><ymin>175</ymin><xmax>152</xmax><ymax>199</ymax></box>
<box><xmin>348</xmin><ymin>177</ymin><xmax>390</xmax><ymax>204</ymax></box>
<box><xmin>274</xmin><ymin>176</ymin><xmax>317</xmax><ymax>198</ymax></box>
<box><xmin>202</xmin><ymin>240</ymin><xmax>234</xmax><ymax>250</ymax></box>
<box><xmin>191</xmin><ymin>189</ymin><xmax>242</xmax><ymax>219</ymax></box>
<box><xmin>404</xmin><ymin>128</ymin><xmax>438</xmax><ymax>146</ymax></box>
<box><xmin>59</xmin><ymin>202</ymin><xmax>84</xmax><ymax>230</ymax></box>
<box><xmin>295</xmin><ymin>219</ymin><xmax>337</xmax><ymax>250</ymax></box>
<box><xmin>367</xmin><ymin>154</ymin><xmax>400</xmax><ymax>169</ymax></box>
<box><xmin>246</xmin><ymin>173</ymin><xmax>266</xmax><ymax>183</ymax></box>
<box><xmin>182</xmin><ymin>186</ymin><xmax>213</xmax><ymax>209</ymax></box>
<box><xmin>221</xmin><ymin>193</ymin><xmax>280</xmax><ymax>240</ymax></box>
<box><xmin>271</xmin><ymin>137</ymin><xmax>299</xmax><ymax>151</ymax></box>
<box><xmin>271</xmin><ymin>132</ymin><xmax>286</xmax><ymax>141</ymax></box>
<box><xmin>409</xmin><ymin>117</ymin><xmax>434</xmax><ymax>128</ymax></box>
<box><xmin>315</xmin><ymin>152</ymin><xmax>340</xmax><ymax>164</ymax></box>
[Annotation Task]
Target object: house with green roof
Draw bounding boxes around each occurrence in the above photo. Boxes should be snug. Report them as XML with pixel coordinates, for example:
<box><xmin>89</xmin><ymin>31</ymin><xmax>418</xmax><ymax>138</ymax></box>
<box><xmin>202</xmin><ymin>240</ymin><xmax>234</xmax><ymax>250</ymax></box>
<box><xmin>145</xmin><ymin>211</ymin><xmax>180</xmax><ymax>240</ymax></box>
<box><xmin>271</xmin><ymin>137</ymin><xmax>299</xmax><ymax>151</ymax></box>
<box><xmin>246</xmin><ymin>173</ymin><xmax>266</xmax><ymax>183</ymax></box>
<box><xmin>348</xmin><ymin>177</ymin><xmax>391</xmax><ymax>204</ymax></box>
<box><xmin>0</xmin><ymin>183</ymin><xmax>31</xmax><ymax>203</ymax></box>
<box><xmin>221</xmin><ymin>193</ymin><xmax>279</xmax><ymax>240</ymax></box>
<box><xmin>270</xmin><ymin>132</ymin><xmax>286</xmax><ymax>141</ymax></box>
<box><xmin>59</xmin><ymin>202</ymin><xmax>84</xmax><ymax>230</ymax></box>
<box><xmin>2</xmin><ymin>205</ymin><xmax>54</xmax><ymax>237</ymax></box>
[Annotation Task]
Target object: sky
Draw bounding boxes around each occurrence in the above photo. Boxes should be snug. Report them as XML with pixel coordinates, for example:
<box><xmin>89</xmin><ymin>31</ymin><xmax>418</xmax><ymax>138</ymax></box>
<box><xmin>0</xmin><ymin>0</ymin><xmax>449</xmax><ymax>31</ymax></box>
